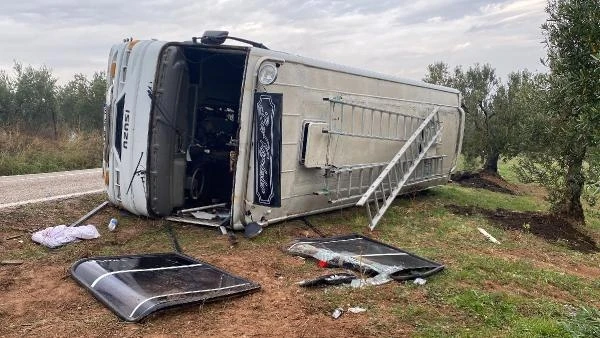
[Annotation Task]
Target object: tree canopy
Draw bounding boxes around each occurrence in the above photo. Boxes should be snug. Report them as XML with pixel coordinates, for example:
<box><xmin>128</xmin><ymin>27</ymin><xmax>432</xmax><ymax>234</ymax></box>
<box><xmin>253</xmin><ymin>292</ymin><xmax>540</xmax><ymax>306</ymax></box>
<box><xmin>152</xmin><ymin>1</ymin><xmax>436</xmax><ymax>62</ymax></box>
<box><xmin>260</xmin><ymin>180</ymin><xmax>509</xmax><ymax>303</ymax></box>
<box><xmin>424</xmin><ymin>62</ymin><xmax>537</xmax><ymax>173</ymax></box>
<box><xmin>516</xmin><ymin>0</ymin><xmax>600</xmax><ymax>222</ymax></box>
<box><xmin>0</xmin><ymin>62</ymin><xmax>106</xmax><ymax>137</ymax></box>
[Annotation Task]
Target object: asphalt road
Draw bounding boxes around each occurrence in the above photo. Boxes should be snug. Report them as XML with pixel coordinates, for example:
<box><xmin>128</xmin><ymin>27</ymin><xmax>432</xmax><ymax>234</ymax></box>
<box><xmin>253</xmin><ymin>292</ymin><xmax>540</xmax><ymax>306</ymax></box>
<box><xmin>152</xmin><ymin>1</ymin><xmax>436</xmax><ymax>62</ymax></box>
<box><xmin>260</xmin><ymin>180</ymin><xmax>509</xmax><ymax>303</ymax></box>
<box><xmin>0</xmin><ymin>168</ymin><xmax>104</xmax><ymax>209</ymax></box>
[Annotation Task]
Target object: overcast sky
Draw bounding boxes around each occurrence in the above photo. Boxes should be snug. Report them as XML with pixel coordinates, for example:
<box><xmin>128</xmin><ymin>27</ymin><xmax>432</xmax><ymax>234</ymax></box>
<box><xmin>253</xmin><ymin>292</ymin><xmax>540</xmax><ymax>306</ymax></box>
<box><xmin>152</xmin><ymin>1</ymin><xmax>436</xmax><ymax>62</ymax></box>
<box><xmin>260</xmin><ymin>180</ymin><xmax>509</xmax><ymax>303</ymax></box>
<box><xmin>0</xmin><ymin>0</ymin><xmax>548</xmax><ymax>84</ymax></box>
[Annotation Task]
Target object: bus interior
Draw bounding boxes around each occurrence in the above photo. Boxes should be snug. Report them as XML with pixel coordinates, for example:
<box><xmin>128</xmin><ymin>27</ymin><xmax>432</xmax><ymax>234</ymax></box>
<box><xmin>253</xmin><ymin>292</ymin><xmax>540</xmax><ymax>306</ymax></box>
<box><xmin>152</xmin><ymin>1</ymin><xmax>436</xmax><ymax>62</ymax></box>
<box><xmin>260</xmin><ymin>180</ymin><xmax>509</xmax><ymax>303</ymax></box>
<box><xmin>147</xmin><ymin>44</ymin><xmax>249</xmax><ymax>222</ymax></box>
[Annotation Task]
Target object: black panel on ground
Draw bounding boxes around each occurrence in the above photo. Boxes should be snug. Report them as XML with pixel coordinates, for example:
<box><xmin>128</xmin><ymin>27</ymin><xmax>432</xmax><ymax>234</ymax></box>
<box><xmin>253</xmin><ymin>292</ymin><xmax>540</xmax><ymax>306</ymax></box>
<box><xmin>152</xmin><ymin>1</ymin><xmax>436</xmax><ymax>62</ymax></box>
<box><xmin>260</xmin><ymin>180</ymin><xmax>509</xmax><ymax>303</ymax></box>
<box><xmin>287</xmin><ymin>234</ymin><xmax>444</xmax><ymax>281</ymax></box>
<box><xmin>71</xmin><ymin>253</ymin><xmax>260</xmax><ymax>322</ymax></box>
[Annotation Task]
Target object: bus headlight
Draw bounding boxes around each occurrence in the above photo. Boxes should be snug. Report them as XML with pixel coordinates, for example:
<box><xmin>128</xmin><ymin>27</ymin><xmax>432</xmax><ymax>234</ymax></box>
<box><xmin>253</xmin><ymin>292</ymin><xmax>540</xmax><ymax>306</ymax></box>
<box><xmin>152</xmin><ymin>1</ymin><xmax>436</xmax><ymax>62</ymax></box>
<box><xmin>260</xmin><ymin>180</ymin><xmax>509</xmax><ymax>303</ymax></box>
<box><xmin>258</xmin><ymin>63</ymin><xmax>278</xmax><ymax>85</ymax></box>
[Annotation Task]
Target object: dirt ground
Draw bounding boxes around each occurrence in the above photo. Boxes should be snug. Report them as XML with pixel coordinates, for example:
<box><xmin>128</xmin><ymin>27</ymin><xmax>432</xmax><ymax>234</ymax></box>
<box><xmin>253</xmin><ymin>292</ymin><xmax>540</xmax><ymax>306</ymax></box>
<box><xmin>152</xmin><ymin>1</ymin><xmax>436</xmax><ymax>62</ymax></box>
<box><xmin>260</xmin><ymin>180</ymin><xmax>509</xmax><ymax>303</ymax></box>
<box><xmin>447</xmin><ymin>171</ymin><xmax>600</xmax><ymax>253</ymax></box>
<box><xmin>446</xmin><ymin>204</ymin><xmax>599</xmax><ymax>253</ymax></box>
<box><xmin>0</xmin><ymin>195</ymin><xmax>408</xmax><ymax>337</ymax></box>
<box><xmin>1</xmin><ymin>185</ymin><xmax>599</xmax><ymax>336</ymax></box>
<box><xmin>451</xmin><ymin>171</ymin><xmax>519</xmax><ymax>195</ymax></box>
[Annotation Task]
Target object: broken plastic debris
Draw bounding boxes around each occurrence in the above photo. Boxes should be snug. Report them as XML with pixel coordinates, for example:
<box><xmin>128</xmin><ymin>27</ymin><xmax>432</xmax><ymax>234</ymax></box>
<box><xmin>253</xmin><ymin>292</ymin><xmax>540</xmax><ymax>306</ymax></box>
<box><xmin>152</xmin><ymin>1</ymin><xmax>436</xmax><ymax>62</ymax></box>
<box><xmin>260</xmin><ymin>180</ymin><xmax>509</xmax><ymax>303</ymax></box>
<box><xmin>216</xmin><ymin>210</ymin><xmax>230</xmax><ymax>219</ymax></box>
<box><xmin>317</xmin><ymin>260</ymin><xmax>328</xmax><ymax>268</ymax></box>
<box><xmin>191</xmin><ymin>211</ymin><xmax>217</xmax><ymax>220</ymax></box>
<box><xmin>298</xmin><ymin>273</ymin><xmax>357</xmax><ymax>287</ymax></box>
<box><xmin>413</xmin><ymin>278</ymin><xmax>427</xmax><ymax>285</ymax></box>
<box><xmin>332</xmin><ymin>308</ymin><xmax>344</xmax><ymax>319</ymax></box>
<box><xmin>350</xmin><ymin>274</ymin><xmax>393</xmax><ymax>288</ymax></box>
<box><xmin>477</xmin><ymin>227</ymin><xmax>501</xmax><ymax>244</ymax></box>
<box><xmin>287</xmin><ymin>234</ymin><xmax>445</xmax><ymax>288</ymax></box>
<box><xmin>347</xmin><ymin>307</ymin><xmax>366</xmax><ymax>314</ymax></box>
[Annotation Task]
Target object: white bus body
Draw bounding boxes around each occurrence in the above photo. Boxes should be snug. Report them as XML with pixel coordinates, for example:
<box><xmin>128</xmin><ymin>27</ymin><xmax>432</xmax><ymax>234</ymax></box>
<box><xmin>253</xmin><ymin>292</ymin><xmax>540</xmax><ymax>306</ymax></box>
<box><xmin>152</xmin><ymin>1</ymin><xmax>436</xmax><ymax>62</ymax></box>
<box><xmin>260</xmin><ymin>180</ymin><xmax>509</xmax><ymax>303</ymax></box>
<box><xmin>103</xmin><ymin>36</ymin><xmax>464</xmax><ymax>231</ymax></box>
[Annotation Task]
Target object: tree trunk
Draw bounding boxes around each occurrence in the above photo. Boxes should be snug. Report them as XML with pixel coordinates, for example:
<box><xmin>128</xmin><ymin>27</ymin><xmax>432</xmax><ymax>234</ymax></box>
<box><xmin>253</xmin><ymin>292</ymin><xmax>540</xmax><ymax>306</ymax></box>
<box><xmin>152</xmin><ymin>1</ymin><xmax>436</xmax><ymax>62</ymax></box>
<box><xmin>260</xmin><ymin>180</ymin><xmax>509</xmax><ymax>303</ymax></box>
<box><xmin>555</xmin><ymin>146</ymin><xmax>586</xmax><ymax>223</ymax></box>
<box><xmin>51</xmin><ymin>110</ymin><xmax>58</xmax><ymax>140</ymax></box>
<box><xmin>482</xmin><ymin>151</ymin><xmax>500</xmax><ymax>175</ymax></box>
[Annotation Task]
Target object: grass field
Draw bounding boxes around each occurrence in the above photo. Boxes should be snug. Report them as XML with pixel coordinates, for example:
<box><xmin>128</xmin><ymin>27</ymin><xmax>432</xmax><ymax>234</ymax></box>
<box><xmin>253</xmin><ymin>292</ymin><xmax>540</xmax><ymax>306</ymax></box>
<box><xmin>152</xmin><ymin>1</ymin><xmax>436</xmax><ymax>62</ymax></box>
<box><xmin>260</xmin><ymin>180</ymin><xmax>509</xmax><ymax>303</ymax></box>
<box><xmin>1</xmin><ymin>163</ymin><xmax>599</xmax><ymax>337</ymax></box>
<box><xmin>0</xmin><ymin>129</ymin><xmax>102</xmax><ymax>176</ymax></box>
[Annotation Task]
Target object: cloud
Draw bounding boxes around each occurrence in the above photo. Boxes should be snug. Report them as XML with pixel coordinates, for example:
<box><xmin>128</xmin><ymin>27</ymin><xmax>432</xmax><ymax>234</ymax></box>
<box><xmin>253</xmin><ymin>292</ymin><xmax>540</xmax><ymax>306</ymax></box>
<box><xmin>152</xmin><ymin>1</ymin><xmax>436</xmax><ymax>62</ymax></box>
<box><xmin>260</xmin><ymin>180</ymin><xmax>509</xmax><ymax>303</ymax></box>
<box><xmin>0</xmin><ymin>0</ymin><xmax>548</xmax><ymax>84</ymax></box>
<box><xmin>453</xmin><ymin>42</ymin><xmax>472</xmax><ymax>51</ymax></box>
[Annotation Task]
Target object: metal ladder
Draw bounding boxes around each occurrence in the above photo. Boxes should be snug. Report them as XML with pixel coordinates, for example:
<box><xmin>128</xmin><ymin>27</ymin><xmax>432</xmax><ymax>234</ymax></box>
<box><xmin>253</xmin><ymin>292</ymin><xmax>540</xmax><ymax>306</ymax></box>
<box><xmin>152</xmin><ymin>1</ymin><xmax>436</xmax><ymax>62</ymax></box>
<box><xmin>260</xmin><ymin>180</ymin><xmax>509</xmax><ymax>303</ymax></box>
<box><xmin>323</xmin><ymin>162</ymin><xmax>388</xmax><ymax>204</ymax></box>
<box><xmin>324</xmin><ymin>154</ymin><xmax>447</xmax><ymax>205</ymax></box>
<box><xmin>323</xmin><ymin>97</ymin><xmax>425</xmax><ymax>141</ymax></box>
<box><xmin>356</xmin><ymin>107</ymin><xmax>442</xmax><ymax>230</ymax></box>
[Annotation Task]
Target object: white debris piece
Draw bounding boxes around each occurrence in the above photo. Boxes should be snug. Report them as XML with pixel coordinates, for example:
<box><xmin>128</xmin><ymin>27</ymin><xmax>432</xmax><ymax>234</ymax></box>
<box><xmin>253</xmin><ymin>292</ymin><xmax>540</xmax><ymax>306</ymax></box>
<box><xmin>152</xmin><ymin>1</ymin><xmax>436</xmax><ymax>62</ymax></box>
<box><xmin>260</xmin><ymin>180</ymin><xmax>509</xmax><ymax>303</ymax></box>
<box><xmin>350</xmin><ymin>274</ymin><xmax>393</xmax><ymax>288</ymax></box>
<box><xmin>331</xmin><ymin>308</ymin><xmax>344</xmax><ymax>319</ymax></box>
<box><xmin>413</xmin><ymin>278</ymin><xmax>427</xmax><ymax>285</ymax></box>
<box><xmin>347</xmin><ymin>307</ymin><xmax>367</xmax><ymax>314</ymax></box>
<box><xmin>31</xmin><ymin>224</ymin><xmax>100</xmax><ymax>248</ymax></box>
<box><xmin>191</xmin><ymin>211</ymin><xmax>216</xmax><ymax>220</ymax></box>
<box><xmin>477</xmin><ymin>227</ymin><xmax>501</xmax><ymax>244</ymax></box>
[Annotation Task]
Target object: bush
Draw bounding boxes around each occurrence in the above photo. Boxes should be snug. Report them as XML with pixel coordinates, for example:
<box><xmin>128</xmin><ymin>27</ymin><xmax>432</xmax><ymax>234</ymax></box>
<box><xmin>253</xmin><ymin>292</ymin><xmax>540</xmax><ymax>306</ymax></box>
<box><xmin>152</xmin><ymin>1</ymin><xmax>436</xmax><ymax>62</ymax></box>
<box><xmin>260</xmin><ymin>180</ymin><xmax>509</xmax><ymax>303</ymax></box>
<box><xmin>0</xmin><ymin>128</ymin><xmax>101</xmax><ymax>175</ymax></box>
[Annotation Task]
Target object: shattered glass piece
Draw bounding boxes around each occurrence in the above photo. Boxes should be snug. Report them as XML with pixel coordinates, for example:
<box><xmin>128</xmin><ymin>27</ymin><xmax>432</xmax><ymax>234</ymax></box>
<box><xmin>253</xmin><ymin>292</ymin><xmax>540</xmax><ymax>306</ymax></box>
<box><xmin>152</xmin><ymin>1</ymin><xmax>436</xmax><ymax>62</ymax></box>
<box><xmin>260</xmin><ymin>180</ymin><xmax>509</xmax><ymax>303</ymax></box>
<box><xmin>287</xmin><ymin>234</ymin><xmax>444</xmax><ymax>286</ymax></box>
<box><xmin>350</xmin><ymin>274</ymin><xmax>393</xmax><ymax>288</ymax></box>
<box><xmin>71</xmin><ymin>253</ymin><xmax>260</xmax><ymax>322</ymax></box>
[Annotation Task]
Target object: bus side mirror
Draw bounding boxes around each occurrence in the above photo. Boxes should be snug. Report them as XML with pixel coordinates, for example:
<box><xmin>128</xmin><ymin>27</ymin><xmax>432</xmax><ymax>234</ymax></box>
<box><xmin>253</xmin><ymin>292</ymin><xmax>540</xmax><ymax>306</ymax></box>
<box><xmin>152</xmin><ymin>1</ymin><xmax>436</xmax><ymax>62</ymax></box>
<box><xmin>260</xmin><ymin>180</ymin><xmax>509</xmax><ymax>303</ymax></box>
<box><xmin>196</xmin><ymin>30</ymin><xmax>229</xmax><ymax>45</ymax></box>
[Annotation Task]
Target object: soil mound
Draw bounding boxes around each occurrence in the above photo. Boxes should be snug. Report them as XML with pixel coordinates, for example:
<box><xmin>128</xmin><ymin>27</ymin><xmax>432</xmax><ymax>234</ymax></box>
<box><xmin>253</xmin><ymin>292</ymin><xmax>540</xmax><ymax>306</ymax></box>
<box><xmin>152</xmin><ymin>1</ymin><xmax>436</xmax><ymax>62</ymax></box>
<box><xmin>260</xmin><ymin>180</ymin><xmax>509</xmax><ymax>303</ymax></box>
<box><xmin>450</xmin><ymin>171</ymin><xmax>517</xmax><ymax>195</ymax></box>
<box><xmin>446</xmin><ymin>204</ymin><xmax>599</xmax><ymax>253</ymax></box>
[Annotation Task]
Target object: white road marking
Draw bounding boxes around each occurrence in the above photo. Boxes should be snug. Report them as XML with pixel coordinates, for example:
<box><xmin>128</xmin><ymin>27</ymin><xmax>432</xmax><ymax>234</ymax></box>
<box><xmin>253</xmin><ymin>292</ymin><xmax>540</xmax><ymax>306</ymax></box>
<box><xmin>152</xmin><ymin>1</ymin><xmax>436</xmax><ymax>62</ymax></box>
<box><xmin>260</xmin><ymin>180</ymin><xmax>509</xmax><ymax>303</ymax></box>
<box><xmin>0</xmin><ymin>168</ymin><xmax>102</xmax><ymax>183</ymax></box>
<box><xmin>0</xmin><ymin>189</ymin><xmax>105</xmax><ymax>210</ymax></box>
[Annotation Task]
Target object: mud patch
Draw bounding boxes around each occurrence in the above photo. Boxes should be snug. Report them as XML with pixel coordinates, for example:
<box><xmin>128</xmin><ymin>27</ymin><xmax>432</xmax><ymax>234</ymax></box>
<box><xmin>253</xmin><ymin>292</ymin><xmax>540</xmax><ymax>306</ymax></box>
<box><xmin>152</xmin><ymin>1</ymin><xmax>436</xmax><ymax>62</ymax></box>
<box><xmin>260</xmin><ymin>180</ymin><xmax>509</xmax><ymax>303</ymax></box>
<box><xmin>446</xmin><ymin>204</ymin><xmax>599</xmax><ymax>253</ymax></box>
<box><xmin>451</xmin><ymin>171</ymin><xmax>516</xmax><ymax>195</ymax></box>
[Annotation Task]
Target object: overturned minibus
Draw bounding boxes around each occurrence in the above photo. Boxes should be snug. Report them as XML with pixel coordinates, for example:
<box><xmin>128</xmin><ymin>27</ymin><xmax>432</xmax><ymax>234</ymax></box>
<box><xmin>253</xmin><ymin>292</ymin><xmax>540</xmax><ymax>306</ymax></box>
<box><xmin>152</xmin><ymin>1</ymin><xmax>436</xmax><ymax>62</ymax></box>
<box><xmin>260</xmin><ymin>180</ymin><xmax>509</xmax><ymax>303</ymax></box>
<box><xmin>103</xmin><ymin>31</ymin><xmax>464</xmax><ymax>232</ymax></box>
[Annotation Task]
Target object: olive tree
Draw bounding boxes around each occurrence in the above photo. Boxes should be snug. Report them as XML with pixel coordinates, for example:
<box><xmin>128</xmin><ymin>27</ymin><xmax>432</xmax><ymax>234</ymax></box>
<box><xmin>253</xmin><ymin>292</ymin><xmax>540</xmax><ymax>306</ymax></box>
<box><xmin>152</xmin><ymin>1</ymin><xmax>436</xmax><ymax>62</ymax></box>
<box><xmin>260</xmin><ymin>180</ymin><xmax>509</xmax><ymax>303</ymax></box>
<box><xmin>517</xmin><ymin>0</ymin><xmax>600</xmax><ymax>222</ymax></box>
<box><xmin>12</xmin><ymin>62</ymin><xmax>59</xmax><ymax>138</ymax></box>
<box><xmin>424</xmin><ymin>62</ymin><xmax>531</xmax><ymax>174</ymax></box>
<box><xmin>57</xmin><ymin>72</ymin><xmax>105</xmax><ymax>131</ymax></box>
<box><xmin>0</xmin><ymin>70</ymin><xmax>12</xmax><ymax>125</ymax></box>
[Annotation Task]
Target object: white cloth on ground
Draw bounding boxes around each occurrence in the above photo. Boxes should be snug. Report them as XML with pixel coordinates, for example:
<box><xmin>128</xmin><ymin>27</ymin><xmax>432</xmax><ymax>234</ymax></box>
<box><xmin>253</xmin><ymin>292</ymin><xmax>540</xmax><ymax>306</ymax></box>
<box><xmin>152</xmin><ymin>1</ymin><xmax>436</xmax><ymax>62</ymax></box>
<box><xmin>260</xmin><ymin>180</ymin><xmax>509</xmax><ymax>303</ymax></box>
<box><xmin>31</xmin><ymin>224</ymin><xmax>100</xmax><ymax>248</ymax></box>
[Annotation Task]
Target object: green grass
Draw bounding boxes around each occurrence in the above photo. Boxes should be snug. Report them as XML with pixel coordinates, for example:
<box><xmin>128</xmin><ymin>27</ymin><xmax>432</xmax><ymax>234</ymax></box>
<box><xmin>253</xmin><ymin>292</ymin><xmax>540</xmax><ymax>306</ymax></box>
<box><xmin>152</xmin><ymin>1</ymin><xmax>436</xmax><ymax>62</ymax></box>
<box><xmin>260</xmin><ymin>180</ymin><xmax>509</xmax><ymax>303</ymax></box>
<box><xmin>498</xmin><ymin>157</ymin><xmax>522</xmax><ymax>184</ymax></box>
<box><xmin>2</xmin><ymin>161</ymin><xmax>600</xmax><ymax>336</ymax></box>
<box><xmin>279</xmin><ymin>170</ymin><xmax>599</xmax><ymax>335</ymax></box>
<box><xmin>455</xmin><ymin>155</ymin><xmax>522</xmax><ymax>185</ymax></box>
<box><xmin>0</xmin><ymin>128</ymin><xmax>101</xmax><ymax>175</ymax></box>
<box><xmin>433</xmin><ymin>184</ymin><xmax>547</xmax><ymax>211</ymax></box>
<box><xmin>562</xmin><ymin>306</ymin><xmax>600</xmax><ymax>337</ymax></box>
<box><xmin>279</xmin><ymin>183</ymin><xmax>598</xmax><ymax>335</ymax></box>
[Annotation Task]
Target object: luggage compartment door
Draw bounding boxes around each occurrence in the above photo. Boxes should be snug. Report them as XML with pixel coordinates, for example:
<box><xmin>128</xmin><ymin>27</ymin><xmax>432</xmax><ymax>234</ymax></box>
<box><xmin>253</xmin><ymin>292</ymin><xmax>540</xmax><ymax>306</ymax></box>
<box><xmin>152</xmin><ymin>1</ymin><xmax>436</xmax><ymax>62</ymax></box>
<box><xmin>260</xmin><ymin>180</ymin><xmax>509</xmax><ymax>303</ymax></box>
<box><xmin>300</xmin><ymin>121</ymin><xmax>328</xmax><ymax>168</ymax></box>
